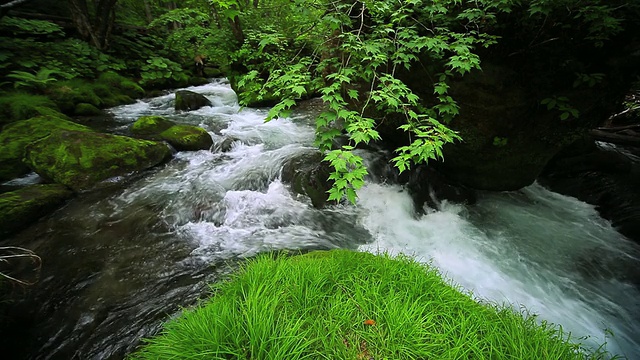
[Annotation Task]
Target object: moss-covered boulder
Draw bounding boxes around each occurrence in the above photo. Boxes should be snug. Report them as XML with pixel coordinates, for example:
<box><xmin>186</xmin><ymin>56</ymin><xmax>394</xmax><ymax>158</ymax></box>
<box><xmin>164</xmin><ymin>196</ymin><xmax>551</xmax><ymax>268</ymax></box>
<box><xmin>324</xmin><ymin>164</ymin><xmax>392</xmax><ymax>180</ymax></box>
<box><xmin>46</xmin><ymin>80</ymin><xmax>103</xmax><ymax>114</ymax></box>
<box><xmin>281</xmin><ymin>151</ymin><xmax>332</xmax><ymax>208</ymax></box>
<box><xmin>24</xmin><ymin>131</ymin><xmax>172</xmax><ymax>191</ymax></box>
<box><xmin>0</xmin><ymin>184</ymin><xmax>73</xmax><ymax>237</ymax></box>
<box><xmin>0</xmin><ymin>116</ymin><xmax>93</xmax><ymax>181</ymax></box>
<box><xmin>131</xmin><ymin>116</ymin><xmax>213</xmax><ymax>151</ymax></box>
<box><xmin>175</xmin><ymin>90</ymin><xmax>212</xmax><ymax>111</ymax></box>
<box><xmin>159</xmin><ymin>125</ymin><xmax>213</xmax><ymax>151</ymax></box>
<box><xmin>131</xmin><ymin>116</ymin><xmax>176</xmax><ymax>136</ymax></box>
<box><xmin>97</xmin><ymin>71</ymin><xmax>145</xmax><ymax>99</ymax></box>
<box><xmin>74</xmin><ymin>103</ymin><xmax>103</xmax><ymax>116</ymax></box>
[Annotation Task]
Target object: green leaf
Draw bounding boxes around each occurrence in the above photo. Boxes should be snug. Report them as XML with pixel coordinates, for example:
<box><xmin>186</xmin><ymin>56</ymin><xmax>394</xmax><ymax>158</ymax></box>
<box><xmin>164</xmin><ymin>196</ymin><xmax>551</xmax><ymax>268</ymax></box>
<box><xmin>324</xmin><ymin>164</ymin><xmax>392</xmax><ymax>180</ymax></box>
<box><xmin>346</xmin><ymin>188</ymin><xmax>357</xmax><ymax>204</ymax></box>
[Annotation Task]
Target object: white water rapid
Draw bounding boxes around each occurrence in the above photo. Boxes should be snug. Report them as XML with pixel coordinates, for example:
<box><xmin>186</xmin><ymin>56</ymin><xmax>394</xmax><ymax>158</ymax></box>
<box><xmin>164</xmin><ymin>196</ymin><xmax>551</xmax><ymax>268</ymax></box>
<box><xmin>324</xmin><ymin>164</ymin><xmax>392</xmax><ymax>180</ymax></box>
<box><xmin>4</xmin><ymin>80</ymin><xmax>638</xmax><ymax>359</ymax></box>
<box><xmin>109</xmin><ymin>81</ymin><xmax>640</xmax><ymax>358</ymax></box>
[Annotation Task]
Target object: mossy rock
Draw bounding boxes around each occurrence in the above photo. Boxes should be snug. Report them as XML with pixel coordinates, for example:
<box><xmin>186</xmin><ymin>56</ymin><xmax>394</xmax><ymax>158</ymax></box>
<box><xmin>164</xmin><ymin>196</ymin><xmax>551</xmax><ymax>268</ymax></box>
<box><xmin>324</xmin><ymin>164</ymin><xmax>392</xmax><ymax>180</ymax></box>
<box><xmin>24</xmin><ymin>130</ymin><xmax>172</xmax><ymax>191</ymax></box>
<box><xmin>0</xmin><ymin>93</ymin><xmax>60</xmax><ymax>125</ymax></box>
<box><xmin>131</xmin><ymin>116</ymin><xmax>176</xmax><ymax>136</ymax></box>
<box><xmin>101</xmin><ymin>94</ymin><xmax>134</xmax><ymax>108</ymax></box>
<box><xmin>131</xmin><ymin>117</ymin><xmax>212</xmax><ymax>151</ymax></box>
<box><xmin>160</xmin><ymin>125</ymin><xmax>213</xmax><ymax>151</ymax></box>
<box><xmin>97</xmin><ymin>72</ymin><xmax>145</xmax><ymax>99</ymax></box>
<box><xmin>203</xmin><ymin>67</ymin><xmax>222</xmax><ymax>78</ymax></box>
<box><xmin>74</xmin><ymin>103</ymin><xmax>103</xmax><ymax>116</ymax></box>
<box><xmin>46</xmin><ymin>79</ymin><xmax>104</xmax><ymax>114</ymax></box>
<box><xmin>188</xmin><ymin>77</ymin><xmax>210</xmax><ymax>87</ymax></box>
<box><xmin>0</xmin><ymin>184</ymin><xmax>73</xmax><ymax>237</ymax></box>
<box><xmin>281</xmin><ymin>151</ymin><xmax>332</xmax><ymax>208</ymax></box>
<box><xmin>31</xmin><ymin>106</ymin><xmax>73</xmax><ymax>121</ymax></box>
<box><xmin>97</xmin><ymin>71</ymin><xmax>127</xmax><ymax>86</ymax></box>
<box><xmin>119</xmin><ymin>80</ymin><xmax>145</xmax><ymax>98</ymax></box>
<box><xmin>92</xmin><ymin>83</ymin><xmax>115</xmax><ymax>98</ymax></box>
<box><xmin>117</xmin><ymin>94</ymin><xmax>135</xmax><ymax>105</ymax></box>
<box><xmin>0</xmin><ymin>116</ymin><xmax>93</xmax><ymax>181</ymax></box>
<box><xmin>175</xmin><ymin>90</ymin><xmax>212</xmax><ymax>111</ymax></box>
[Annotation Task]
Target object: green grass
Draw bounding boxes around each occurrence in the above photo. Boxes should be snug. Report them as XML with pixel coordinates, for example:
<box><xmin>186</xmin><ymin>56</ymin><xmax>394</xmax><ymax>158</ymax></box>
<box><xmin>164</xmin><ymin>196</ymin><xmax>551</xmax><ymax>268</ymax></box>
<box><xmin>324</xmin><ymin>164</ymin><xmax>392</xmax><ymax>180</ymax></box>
<box><xmin>130</xmin><ymin>250</ymin><xmax>611</xmax><ymax>360</ymax></box>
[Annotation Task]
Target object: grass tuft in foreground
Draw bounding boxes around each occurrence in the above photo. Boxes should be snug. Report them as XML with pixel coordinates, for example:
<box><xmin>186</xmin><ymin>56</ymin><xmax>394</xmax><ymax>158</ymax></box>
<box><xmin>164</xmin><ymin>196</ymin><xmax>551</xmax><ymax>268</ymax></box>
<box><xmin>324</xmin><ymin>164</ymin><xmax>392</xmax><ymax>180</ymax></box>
<box><xmin>130</xmin><ymin>250</ymin><xmax>611</xmax><ymax>359</ymax></box>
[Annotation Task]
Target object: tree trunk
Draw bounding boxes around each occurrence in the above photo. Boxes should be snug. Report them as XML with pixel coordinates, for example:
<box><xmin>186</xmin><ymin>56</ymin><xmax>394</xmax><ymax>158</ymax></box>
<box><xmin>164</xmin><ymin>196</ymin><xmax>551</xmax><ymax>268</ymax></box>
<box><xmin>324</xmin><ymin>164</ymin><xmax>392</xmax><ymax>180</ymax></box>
<box><xmin>67</xmin><ymin>0</ymin><xmax>118</xmax><ymax>50</ymax></box>
<box><xmin>143</xmin><ymin>0</ymin><xmax>153</xmax><ymax>24</ymax></box>
<box><xmin>166</xmin><ymin>1</ymin><xmax>179</xmax><ymax>30</ymax></box>
<box><xmin>228</xmin><ymin>15</ymin><xmax>244</xmax><ymax>44</ymax></box>
<box><xmin>94</xmin><ymin>0</ymin><xmax>117</xmax><ymax>49</ymax></box>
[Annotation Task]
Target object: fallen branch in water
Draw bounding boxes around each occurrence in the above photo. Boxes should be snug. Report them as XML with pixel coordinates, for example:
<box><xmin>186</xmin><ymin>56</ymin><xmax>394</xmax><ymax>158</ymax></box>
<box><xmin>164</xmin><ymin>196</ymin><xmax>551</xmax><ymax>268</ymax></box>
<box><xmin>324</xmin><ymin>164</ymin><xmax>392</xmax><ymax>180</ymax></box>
<box><xmin>590</xmin><ymin>129</ymin><xmax>640</xmax><ymax>147</ymax></box>
<box><xmin>0</xmin><ymin>246</ymin><xmax>41</xmax><ymax>286</ymax></box>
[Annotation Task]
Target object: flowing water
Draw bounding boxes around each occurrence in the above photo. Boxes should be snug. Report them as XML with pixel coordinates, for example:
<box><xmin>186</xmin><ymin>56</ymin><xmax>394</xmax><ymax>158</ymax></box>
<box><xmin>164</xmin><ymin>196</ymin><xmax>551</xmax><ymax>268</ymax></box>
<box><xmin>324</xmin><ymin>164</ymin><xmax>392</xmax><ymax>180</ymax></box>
<box><xmin>2</xmin><ymin>80</ymin><xmax>639</xmax><ymax>359</ymax></box>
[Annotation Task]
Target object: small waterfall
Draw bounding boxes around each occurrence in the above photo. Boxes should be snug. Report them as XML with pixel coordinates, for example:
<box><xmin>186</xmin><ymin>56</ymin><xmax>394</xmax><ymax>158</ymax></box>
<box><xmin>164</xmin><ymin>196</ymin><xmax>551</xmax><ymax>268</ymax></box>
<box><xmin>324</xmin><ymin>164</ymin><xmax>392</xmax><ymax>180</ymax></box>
<box><xmin>358</xmin><ymin>183</ymin><xmax>640</xmax><ymax>357</ymax></box>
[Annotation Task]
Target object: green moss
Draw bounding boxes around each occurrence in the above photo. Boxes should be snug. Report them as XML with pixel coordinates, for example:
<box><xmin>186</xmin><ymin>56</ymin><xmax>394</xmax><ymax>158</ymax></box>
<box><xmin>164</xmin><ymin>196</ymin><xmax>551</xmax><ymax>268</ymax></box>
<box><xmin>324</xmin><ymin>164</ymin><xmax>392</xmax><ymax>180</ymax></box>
<box><xmin>102</xmin><ymin>94</ymin><xmax>135</xmax><ymax>108</ymax></box>
<box><xmin>0</xmin><ymin>92</ymin><xmax>60</xmax><ymax>125</ymax></box>
<box><xmin>131</xmin><ymin>117</ymin><xmax>213</xmax><ymax>151</ymax></box>
<box><xmin>92</xmin><ymin>83</ymin><xmax>115</xmax><ymax>98</ymax></box>
<box><xmin>47</xmin><ymin>79</ymin><xmax>103</xmax><ymax>113</ymax></box>
<box><xmin>97</xmin><ymin>71</ymin><xmax>145</xmax><ymax>99</ymax></box>
<box><xmin>0</xmin><ymin>184</ymin><xmax>73</xmax><ymax>237</ymax></box>
<box><xmin>131</xmin><ymin>250</ymin><xmax>608</xmax><ymax>360</ymax></box>
<box><xmin>116</xmin><ymin>94</ymin><xmax>135</xmax><ymax>104</ymax></box>
<box><xmin>30</xmin><ymin>106</ymin><xmax>72</xmax><ymax>121</ymax></box>
<box><xmin>159</xmin><ymin>125</ymin><xmax>213</xmax><ymax>151</ymax></box>
<box><xmin>119</xmin><ymin>80</ymin><xmax>145</xmax><ymax>98</ymax></box>
<box><xmin>0</xmin><ymin>116</ymin><xmax>92</xmax><ymax>181</ymax></box>
<box><xmin>97</xmin><ymin>71</ymin><xmax>126</xmax><ymax>86</ymax></box>
<box><xmin>24</xmin><ymin>130</ymin><xmax>172</xmax><ymax>190</ymax></box>
<box><xmin>74</xmin><ymin>103</ymin><xmax>103</xmax><ymax>116</ymax></box>
<box><xmin>131</xmin><ymin>116</ymin><xmax>176</xmax><ymax>136</ymax></box>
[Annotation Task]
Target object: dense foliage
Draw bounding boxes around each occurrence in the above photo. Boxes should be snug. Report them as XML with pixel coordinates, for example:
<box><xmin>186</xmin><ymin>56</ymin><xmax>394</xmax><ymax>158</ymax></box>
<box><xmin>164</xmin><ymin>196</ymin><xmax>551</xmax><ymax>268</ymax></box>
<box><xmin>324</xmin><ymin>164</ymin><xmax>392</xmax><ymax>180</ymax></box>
<box><xmin>219</xmin><ymin>0</ymin><xmax>638</xmax><ymax>202</ymax></box>
<box><xmin>0</xmin><ymin>0</ymin><xmax>637</xmax><ymax>203</ymax></box>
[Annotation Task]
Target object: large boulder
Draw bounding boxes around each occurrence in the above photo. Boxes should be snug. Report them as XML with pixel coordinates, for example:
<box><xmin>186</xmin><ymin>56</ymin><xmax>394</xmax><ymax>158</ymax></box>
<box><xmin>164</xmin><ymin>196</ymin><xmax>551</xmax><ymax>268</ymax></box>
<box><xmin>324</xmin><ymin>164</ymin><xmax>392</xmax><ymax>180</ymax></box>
<box><xmin>540</xmin><ymin>138</ymin><xmax>640</xmax><ymax>243</ymax></box>
<box><xmin>281</xmin><ymin>151</ymin><xmax>332</xmax><ymax>208</ymax></box>
<box><xmin>430</xmin><ymin>63</ymin><xmax>589</xmax><ymax>190</ymax></box>
<box><xmin>0</xmin><ymin>184</ymin><xmax>73</xmax><ymax>237</ymax></box>
<box><xmin>405</xmin><ymin>166</ymin><xmax>477</xmax><ymax>212</ymax></box>
<box><xmin>0</xmin><ymin>116</ymin><xmax>93</xmax><ymax>181</ymax></box>
<box><xmin>24</xmin><ymin>130</ymin><xmax>172</xmax><ymax>191</ymax></box>
<box><xmin>131</xmin><ymin>116</ymin><xmax>175</xmax><ymax>136</ymax></box>
<box><xmin>131</xmin><ymin>116</ymin><xmax>213</xmax><ymax>151</ymax></box>
<box><xmin>381</xmin><ymin>59</ymin><xmax>624</xmax><ymax>191</ymax></box>
<box><xmin>159</xmin><ymin>125</ymin><xmax>213</xmax><ymax>151</ymax></box>
<box><xmin>174</xmin><ymin>90</ymin><xmax>212</xmax><ymax>111</ymax></box>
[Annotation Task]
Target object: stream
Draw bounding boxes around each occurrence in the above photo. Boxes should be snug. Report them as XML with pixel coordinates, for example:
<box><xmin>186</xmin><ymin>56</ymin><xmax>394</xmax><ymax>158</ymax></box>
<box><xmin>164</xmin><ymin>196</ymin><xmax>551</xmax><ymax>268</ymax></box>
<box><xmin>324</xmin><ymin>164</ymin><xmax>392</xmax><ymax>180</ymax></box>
<box><xmin>2</xmin><ymin>80</ymin><xmax>639</xmax><ymax>359</ymax></box>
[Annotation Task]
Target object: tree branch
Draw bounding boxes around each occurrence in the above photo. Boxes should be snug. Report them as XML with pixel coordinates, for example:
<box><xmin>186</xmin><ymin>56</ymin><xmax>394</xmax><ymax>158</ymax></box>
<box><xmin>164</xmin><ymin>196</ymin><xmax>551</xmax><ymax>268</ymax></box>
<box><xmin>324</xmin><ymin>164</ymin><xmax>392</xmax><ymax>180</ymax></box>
<box><xmin>0</xmin><ymin>0</ymin><xmax>33</xmax><ymax>9</ymax></box>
